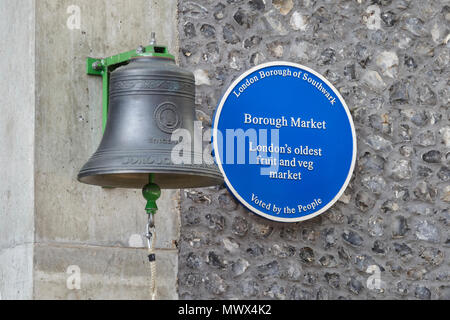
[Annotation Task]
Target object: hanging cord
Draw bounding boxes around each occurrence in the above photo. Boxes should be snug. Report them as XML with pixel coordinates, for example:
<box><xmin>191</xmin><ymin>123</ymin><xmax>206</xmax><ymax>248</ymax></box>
<box><xmin>146</xmin><ymin>213</ymin><xmax>157</xmax><ymax>300</ymax></box>
<box><xmin>142</xmin><ymin>174</ymin><xmax>161</xmax><ymax>300</ymax></box>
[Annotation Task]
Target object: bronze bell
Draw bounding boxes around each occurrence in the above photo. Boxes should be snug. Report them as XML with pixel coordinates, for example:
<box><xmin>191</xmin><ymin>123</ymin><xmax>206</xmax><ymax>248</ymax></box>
<box><xmin>78</xmin><ymin>42</ymin><xmax>223</xmax><ymax>189</ymax></box>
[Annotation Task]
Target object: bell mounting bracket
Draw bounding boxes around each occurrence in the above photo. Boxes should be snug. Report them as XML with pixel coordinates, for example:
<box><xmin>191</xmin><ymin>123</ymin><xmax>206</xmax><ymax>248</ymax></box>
<box><xmin>86</xmin><ymin>39</ymin><xmax>175</xmax><ymax>132</ymax></box>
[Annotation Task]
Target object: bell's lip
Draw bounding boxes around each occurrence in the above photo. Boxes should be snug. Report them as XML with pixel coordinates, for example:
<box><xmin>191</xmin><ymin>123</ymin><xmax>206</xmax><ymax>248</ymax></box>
<box><xmin>77</xmin><ymin>168</ymin><xmax>224</xmax><ymax>190</ymax></box>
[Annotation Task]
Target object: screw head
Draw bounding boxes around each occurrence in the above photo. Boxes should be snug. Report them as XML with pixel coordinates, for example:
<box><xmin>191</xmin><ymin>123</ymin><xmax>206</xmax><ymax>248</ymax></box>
<box><xmin>92</xmin><ymin>61</ymin><xmax>103</xmax><ymax>71</ymax></box>
<box><xmin>136</xmin><ymin>45</ymin><xmax>146</xmax><ymax>54</ymax></box>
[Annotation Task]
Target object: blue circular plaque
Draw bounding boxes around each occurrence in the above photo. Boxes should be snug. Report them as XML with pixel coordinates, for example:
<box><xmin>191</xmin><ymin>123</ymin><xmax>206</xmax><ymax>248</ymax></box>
<box><xmin>212</xmin><ymin>62</ymin><xmax>356</xmax><ymax>222</ymax></box>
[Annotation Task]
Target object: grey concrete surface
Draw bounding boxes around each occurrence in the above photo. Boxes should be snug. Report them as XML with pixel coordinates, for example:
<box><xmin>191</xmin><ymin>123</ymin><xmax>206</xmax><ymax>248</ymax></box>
<box><xmin>1</xmin><ymin>0</ymin><xmax>180</xmax><ymax>300</ymax></box>
<box><xmin>0</xmin><ymin>0</ymin><xmax>36</xmax><ymax>300</ymax></box>
<box><xmin>33</xmin><ymin>243</ymin><xmax>177</xmax><ymax>300</ymax></box>
<box><xmin>34</xmin><ymin>0</ymin><xmax>180</xmax><ymax>300</ymax></box>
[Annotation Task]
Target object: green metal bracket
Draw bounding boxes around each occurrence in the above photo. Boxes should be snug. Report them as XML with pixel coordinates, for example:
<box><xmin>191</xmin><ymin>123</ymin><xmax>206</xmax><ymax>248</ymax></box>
<box><xmin>87</xmin><ymin>44</ymin><xmax>175</xmax><ymax>132</ymax></box>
